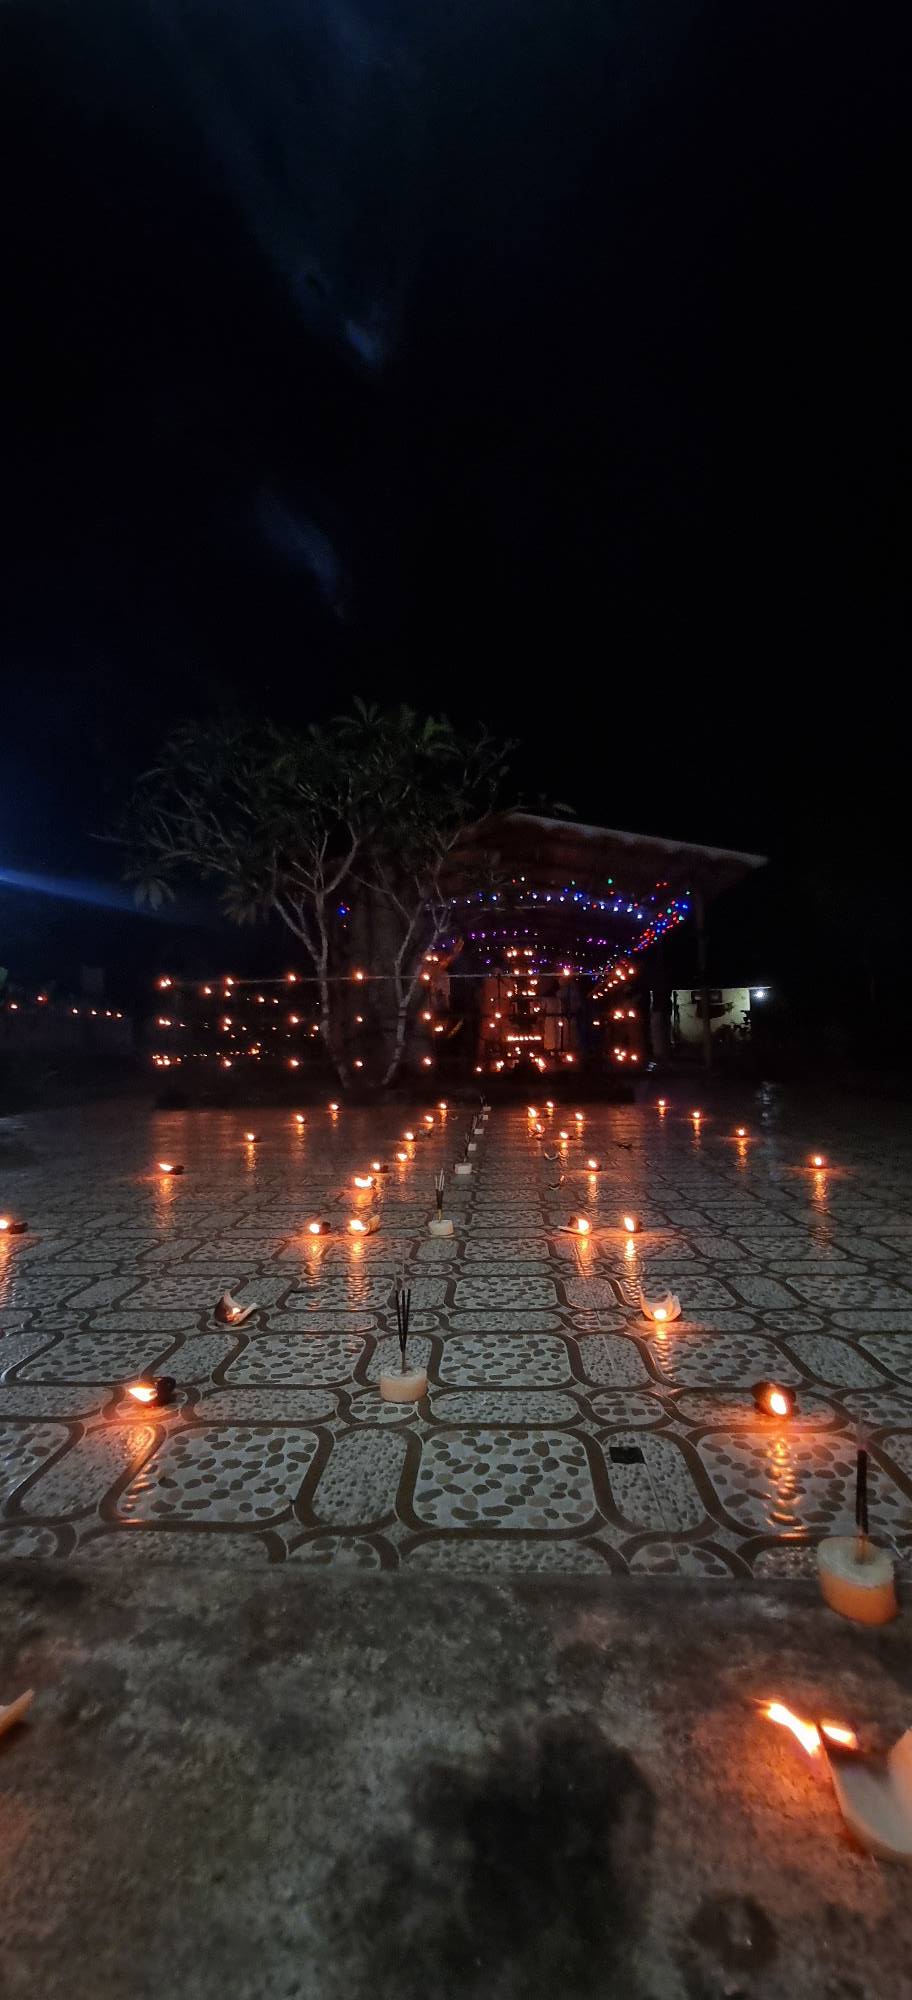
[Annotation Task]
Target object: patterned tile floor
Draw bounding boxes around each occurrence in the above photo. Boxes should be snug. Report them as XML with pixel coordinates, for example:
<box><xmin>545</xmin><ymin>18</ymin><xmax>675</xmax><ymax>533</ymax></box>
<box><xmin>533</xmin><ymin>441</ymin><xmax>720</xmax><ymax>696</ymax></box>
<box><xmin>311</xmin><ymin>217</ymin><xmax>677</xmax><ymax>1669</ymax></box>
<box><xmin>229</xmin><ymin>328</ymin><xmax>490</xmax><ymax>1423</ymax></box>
<box><xmin>2</xmin><ymin>1094</ymin><xmax>912</xmax><ymax>1575</ymax></box>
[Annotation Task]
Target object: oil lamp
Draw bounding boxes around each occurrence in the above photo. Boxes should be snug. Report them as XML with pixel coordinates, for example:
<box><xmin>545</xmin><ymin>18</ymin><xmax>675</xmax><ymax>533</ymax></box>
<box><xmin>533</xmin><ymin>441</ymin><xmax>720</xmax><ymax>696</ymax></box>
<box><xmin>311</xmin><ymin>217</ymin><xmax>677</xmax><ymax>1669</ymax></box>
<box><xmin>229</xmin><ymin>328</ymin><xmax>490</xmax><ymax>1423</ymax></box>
<box><xmin>126</xmin><ymin>1375</ymin><xmax>176</xmax><ymax>1407</ymax></box>
<box><xmin>622</xmin><ymin>1213</ymin><xmax>641</xmax><ymax>1235</ymax></box>
<box><xmin>157</xmin><ymin>1162</ymin><xmax>184</xmax><ymax>1176</ymax></box>
<box><xmin>328</xmin><ymin>1101</ymin><xmax>340</xmax><ymax>1113</ymax></box>
<box><xmin>295</xmin><ymin>1113</ymin><xmax>306</xmax><ymax>1126</ymax></box>
<box><xmin>751</xmin><ymin>1381</ymin><xmax>796</xmax><ymax>1418</ymax></box>
<box><xmin>691</xmin><ymin>1109</ymin><xmax>702</xmax><ymax>1125</ymax></box>
<box><xmin>811</xmin><ymin>1153</ymin><xmax>826</xmax><ymax>1169</ymax></box>
<box><xmin>306</xmin><ymin>1219</ymin><xmax>333</xmax><ymax>1236</ymax></box>
<box><xmin>353</xmin><ymin>1174</ymin><xmax>375</xmax><ymax>1189</ymax></box>
<box><xmin>566</xmin><ymin>1215</ymin><xmax>591</xmax><ymax>1236</ymax></box>
<box><xmin>638</xmin><ymin>1286</ymin><xmax>682</xmax><ymax>1323</ymax></box>
<box><xmin>736</xmin><ymin>1125</ymin><xmax>748</xmax><ymax>1139</ymax></box>
<box><xmin>214</xmin><ymin>1291</ymin><xmax>257</xmax><ymax>1326</ymax></box>
<box><xmin>396</xmin><ymin>1149</ymin><xmax>410</xmax><ymax>1163</ymax></box>
<box><xmin>0</xmin><ymin>1216</ymin><xmax>28</xmax><ymax>1234</ymax></box>
<box><xmin>586</xmin><ymin>1157</ymin><xmax>601</xmax><ymax>1172</ymax></box>
<box><xmin>244</xmin><ymin>1132</ymin><xmax>259</xmax><ymax>1145</ymax></box>
<box><xmin>348</xmin><ymin>1214</ymin><xmax>379</xmax><ymax>1235</ymax></box>
<box><xmin>370</xmin><ymin>1160</ymin><xmax>389</xmax><ymax>1174</ymax></box>
<box><xmin>657</xmin><ymin>1098</ymin><xmax>667</xmax><ymax>1111</ymax></box>
<box><xmin>403</xmin><ymin>1129</ymin><xmax>416</xmax><ymax>1142</ymax></box>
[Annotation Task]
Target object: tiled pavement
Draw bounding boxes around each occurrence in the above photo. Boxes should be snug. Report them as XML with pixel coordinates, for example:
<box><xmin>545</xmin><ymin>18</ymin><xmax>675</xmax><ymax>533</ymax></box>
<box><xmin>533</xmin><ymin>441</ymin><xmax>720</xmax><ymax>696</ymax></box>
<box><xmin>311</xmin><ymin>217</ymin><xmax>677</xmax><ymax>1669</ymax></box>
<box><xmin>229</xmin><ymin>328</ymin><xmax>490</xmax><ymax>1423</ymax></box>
<box><xmin>2</xmin><ymin>1094</ymin><xmax>912</xmax><ymax>1575</ymax></box>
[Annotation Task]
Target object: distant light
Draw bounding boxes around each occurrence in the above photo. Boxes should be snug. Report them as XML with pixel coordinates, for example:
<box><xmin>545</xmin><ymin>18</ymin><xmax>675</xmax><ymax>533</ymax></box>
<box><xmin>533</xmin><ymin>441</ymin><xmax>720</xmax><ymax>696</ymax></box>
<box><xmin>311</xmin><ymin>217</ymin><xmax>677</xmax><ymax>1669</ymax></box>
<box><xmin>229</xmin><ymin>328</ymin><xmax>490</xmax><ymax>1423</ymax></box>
<box><xmin>752</xmin><ymin>988</ymin><xmax>768</xmax><ymax>1001</ymax></box>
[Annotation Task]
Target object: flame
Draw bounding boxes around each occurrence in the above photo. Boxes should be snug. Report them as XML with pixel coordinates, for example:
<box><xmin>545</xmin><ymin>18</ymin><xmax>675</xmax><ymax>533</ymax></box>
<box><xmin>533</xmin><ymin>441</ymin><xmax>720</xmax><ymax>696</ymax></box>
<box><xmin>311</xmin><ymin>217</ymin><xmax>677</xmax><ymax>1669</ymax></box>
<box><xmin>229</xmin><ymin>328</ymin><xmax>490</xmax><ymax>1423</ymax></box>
<box><xmin>768</xmin><ymin>1388</ymin><xmax>790</xmax><ymax>1417</ymax></box>
<box><xmin>396</xmin><ymin>1149</ymin><xmax>409</xmax><ymax>1163</ymax></box>
<box><xmin>653</xmin><ymin>1306</ymin><xmax>668</xmax><ymax>1322</ymax></box>
<box><xmin>244</xmin><ymin>1133</ymin><xmax>258</xmax><ymax>1143</ymax></box>
<box><xmin>295</xmin><ymin>1114</ymin><xmax>306</xmax><ymax>1125</ymax></box>
<box><xmin>762</xmin><ymin>1702</ymin><xmax>858</xmax><ymax>1758</ymax></box>
<box><xmin>657</xmin><ymin>1098</ymin><xmax>666</xmax><ymax>1109</ymax></box>
<box><xmin>127</xmin><ymin>1381</ymin><xmax>157</xmax><ymax>1405</ymax></box>
<box><xmin>353</xmin><ymin>1174</ymin><xmax>374</xmax><ymax>1189</ymax></box>
<box><xmin>158</xmin><ymin>1162</ymin><xmax>176</xmax><ymax>1174</ymax></box>
<box><xmin>0</xmin><ymin>1218</ymin><xmax>12</xmax><ymax>1232</ymax></box>
<box><xmin>811</xmin><ymin>1154</ymin><xmax>825</xmax><ymax>1169</ymax></box>
<box><xmin>329</xmin><ymin>1102</ymin><xmax>340</xmax><ymax>1113</ymax></box>
<box><xmin>623</xmin><ymin>1214</ymin><xmax>639</xmax><ymax>1234</ymax></box>
<box><xmin>763</xmin><ymin>1702</ymin><xmax>822</xmax><ymax>1757</ymax></box>
<box><xmin>348</xmin><ymin>1218</ymin><xmax>367</xmax><ymax>1233</ymax></box>
<box><xmin>307</xmin><ymin>1221</ymin><xmax>323</xmax><ymax>1235</ymax></box>
<box><xmin>572</xmin><ymin>1216</ymin><xmax>591</xmax><ymax>1235</ymax></box>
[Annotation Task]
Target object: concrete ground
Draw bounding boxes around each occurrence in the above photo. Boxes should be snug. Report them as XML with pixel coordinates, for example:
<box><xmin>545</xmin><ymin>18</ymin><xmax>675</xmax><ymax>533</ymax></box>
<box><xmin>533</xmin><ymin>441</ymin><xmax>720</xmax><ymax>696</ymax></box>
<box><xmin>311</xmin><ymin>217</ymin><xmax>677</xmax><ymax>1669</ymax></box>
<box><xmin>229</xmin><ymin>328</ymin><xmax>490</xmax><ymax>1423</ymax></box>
<box><xmin>2</xmin><ymin>1561</ymin><xmax>911</xmax><ymax>2000</ymax></box>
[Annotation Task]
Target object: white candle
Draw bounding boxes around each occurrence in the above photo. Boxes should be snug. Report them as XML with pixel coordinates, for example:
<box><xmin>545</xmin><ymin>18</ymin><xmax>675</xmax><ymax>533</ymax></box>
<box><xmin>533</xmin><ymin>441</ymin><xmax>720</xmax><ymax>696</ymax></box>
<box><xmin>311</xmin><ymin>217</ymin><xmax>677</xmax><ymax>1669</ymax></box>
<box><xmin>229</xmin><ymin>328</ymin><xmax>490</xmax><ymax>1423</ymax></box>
<box><xmin>380</xmin><ymin>1367</ymin><xmax>428</xmax><ymax>1403</ymax></box>
<box><xmin>818</xmin><ymin>1536</ymin><xmax>897</xmax><ymax>1625</ymax></box>
<box><xmin>428</xmin><ymin>1217</ymin><xmax>454</xmax><ymax>1236</ymax></box>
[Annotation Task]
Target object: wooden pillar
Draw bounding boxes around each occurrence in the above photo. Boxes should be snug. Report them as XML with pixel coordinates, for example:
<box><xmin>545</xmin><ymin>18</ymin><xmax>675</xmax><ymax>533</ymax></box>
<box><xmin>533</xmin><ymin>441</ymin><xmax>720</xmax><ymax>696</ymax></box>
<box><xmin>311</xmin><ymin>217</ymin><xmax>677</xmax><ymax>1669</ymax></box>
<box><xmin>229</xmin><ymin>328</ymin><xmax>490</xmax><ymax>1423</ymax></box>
<box><xmin>693</xmin><ymin>884</ymin><xmax>713</xmax><ymax>1070</ymax></box>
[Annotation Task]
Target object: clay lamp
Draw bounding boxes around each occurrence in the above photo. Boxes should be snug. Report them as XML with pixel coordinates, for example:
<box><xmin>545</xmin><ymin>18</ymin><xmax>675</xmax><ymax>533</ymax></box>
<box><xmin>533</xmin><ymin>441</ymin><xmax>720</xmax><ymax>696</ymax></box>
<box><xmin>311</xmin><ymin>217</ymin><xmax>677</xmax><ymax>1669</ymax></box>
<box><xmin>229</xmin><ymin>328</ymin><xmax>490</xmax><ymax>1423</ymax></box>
<box><xmin>691</xmin><ymin>1110</ymin><xmax>702</xmax><ymax>1127</ymax></box>
<box><xmin>638</xmin><ymin>1286</ymin><xmax>682</xmax><ymax>1324</ymax></box>
<box><xmin>353</xmin><ymin>1173</ymin><xmax>375</xmax><ymax>1190</ymax></box>
<box><xmin>735</xmin><ymin>1126</ymin><xmax>748</xmax><ymax>1139</ymax></box>
<box><xmin>370</xmin><ymin>1160</ymin><xmax>390</xmax><ymax>1174</ymax></box>
<box><xmin>306</xmin><ymin>1219</ymin><xmax>333</xmax><ymax>1236</ymax></box>
<box><xmin>126</xmin><ymin>1376</ymin><xmax>176</xmax><ymax>1408</ymax></box>
<box><xmin>657</xmin><ymin>1098</ymin><xmax>667</xmax><ymax>1113</ymax></box>
<box><xmin>423</xmin><ymin>1115</ymin><xmax>434</xmax><ymax>1129</ymax></box>
<box><xmin>348</xmin><ymin>1213</ymin><xmax>379</xmax><ymax>1235</ymax></box>
<box><xmin>564</xmin><ymin>1214</ymin><xmax>591</xmax><ymax>1237</ymax></box>
<box><xmin>213</xmin><ymin>1291</ymin><xmax>257</xmax><ymax>1326</ymax></box>
<box><xmin>545</xmin><ymin>1100</ymin><xmax>555</xmax><ymax>1112</ymax></box>
<box><xmin>586</xmin><ymin>1158</ymin><xmax>602</xmax><ymax>1174</ymax></box>
<box><xmin>760</xmin><ymin>1701</ymin><xmax>912</xmax><ymax>1861</ymax></box>
<box><xmin>294</xmin><ymin>1113</ymin><xmax>306</xmax><ymax>1126</ymax></box>
<box><xmin>0</xmin><ymin>1691</ymin><xmax>34</xmax><ymax>1740</ymax></box>
<box><xmin>818</xmin><ymin>1434</ymin><xmax>897</xmax><ymax>1625</ymax></box>
<box><xmin>157</xmin><ymin>1161</ymin><xmax>184</xmax><ymax>1176</ymax></box>
<box><xmin>0</xmin><ymin>1216</ymin><xmax>28</xmax><ymax>1235</ymax></box>
<box><xmin>622</xmin><ymin>1213</ymin><xmax>641</xmax><ymax>1235</ymax></box>
<box><xmin>810</xmin><ymin>1153</ymin><xmax>826</xmax><ymax>1170</ymax></box>
<box><xmin>381</xmin><ymin>1282</ymin><xmax>427</xmax><ymax>1402</ymax></box>
<box><xmin>438</xmin><ymin>1100</ymin><xmax>448</xmax><ymax>1112</ymax></box>
<box><xmin>395</xmin><ymin>1148</ymin><xmax>410</xmax><ymax>1164</ymax></box>
<box><xmin>403</xmin><ymin>1129</ymin><xmax>417</xmax><ymax>1143</ymax></box>
<box><xmin>328</xmin><ymin>1102</ymin><xmax>340</xmax><ymax>1114</ymax></box>
<box><xmin>429</xmin><ymin>1170</ymin><xmax>453</xmax><ymax>1237</ymax></box>
<box><xmin>752</xmin><ymin>1381</ymin><xmax>797</xmax><ymax>1419</ymax></box>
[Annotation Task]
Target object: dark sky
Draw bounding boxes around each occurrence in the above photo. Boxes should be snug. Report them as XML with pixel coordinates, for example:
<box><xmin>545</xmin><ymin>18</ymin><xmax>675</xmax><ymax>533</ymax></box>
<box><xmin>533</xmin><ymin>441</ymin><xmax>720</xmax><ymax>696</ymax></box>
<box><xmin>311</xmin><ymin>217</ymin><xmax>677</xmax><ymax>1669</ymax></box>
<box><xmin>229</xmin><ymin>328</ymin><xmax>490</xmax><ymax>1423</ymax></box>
<box><xmin>1</xmin><ymin>0</ymin><xmax>906</xmax><ymax>980</ymax></box>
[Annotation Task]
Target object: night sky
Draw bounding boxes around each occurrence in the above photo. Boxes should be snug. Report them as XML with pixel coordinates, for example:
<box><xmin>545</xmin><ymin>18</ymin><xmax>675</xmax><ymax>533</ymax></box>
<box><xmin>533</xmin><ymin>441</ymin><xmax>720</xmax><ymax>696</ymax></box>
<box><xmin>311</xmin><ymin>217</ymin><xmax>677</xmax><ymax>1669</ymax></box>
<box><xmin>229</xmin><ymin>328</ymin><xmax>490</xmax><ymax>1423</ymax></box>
<box><xmin>1</xmin><ymin>0</ymin><xmax>906</xmax><ymax>1003</ymax></box>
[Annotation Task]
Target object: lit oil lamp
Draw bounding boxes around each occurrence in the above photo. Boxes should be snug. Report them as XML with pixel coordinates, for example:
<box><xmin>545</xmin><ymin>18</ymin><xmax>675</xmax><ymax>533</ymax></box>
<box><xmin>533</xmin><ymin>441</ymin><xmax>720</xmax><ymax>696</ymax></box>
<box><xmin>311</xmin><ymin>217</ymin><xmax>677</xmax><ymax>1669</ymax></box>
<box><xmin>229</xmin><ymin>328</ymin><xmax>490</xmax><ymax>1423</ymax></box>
<box><xmin>691</xmin><ymin>1110</ymin><xmax>702</xmax><ymax>1126</ymax></box>
<box><xmin>306</xmin><ymin>1219</ymin><xmax>333</xmax><ymax>1236</ymax></box>
<box><xmin>395</xmin><ymin>1148</ymin><xmax>410</xmax><ymax>1164</ymax></box>
<box><xmin>622</xmin><ymin>1213</ymin><xmax>641</xmax><ymax>1235</ymax></box>
<box><xmin>565</xmin><ymin>1214</ymin><xmax>591</xmax><ymax>1236</ymax></box>
<box><xmin>348</xmin><ymin>1214</ymin><xmax>380</xmax><ymax>1235</ymax></box>
<box><xmin>403</xmin><ymin>1129</ymin><xmax>417</xmax><ymax>1143</ymax></box>
<box><xmin>294</xmin><ymin>1113</ymin><xmax>306</xmax><ymax>1126</ymax></box>
<box><xmin>213</xmin><ymin>1291</ymin><xmax>257</xmax><ymax>1326</ymax></box>
<box><xmin>638</xmin><ymin>1285</ymin><xmax>682</xmax><ymax>1324</ymax></box>
<box><xmin>126</xmin><ymin>1375</ymin><xmax>176</xmax><ymax>1408</ymax></box>
<box><xmin>328</xmin><ymin>1102</ymin><xmax>340</xmax><ymax>1113</ymax></box>
<box><xmin>558</xmin><ymin>1129</ymin><xmax>570</xmax><ymax>1142</ymax></box>
<box><xmin>586</xmin><ymin>1157</ymin><xmax>601</xmax><ymax>1173</ymax></box>
<box><xmin>437</xmin><ymin>1100</ymin><xmax>448</xmax><ymax>1112</ymax></box>
<box><xmin>657</xmin><ymin>1098</ymin><xmax>667</xmax><ymax>1112</ymax></box>
<box><xmin>811</xmin><ymin>1153</ymin><xmax>826</xmax><ymax>1169</ymax></box>
<box><xmin>244</xmin><ymin>1131</ymin><xmax>259</xmax><ymax>1144</ymax></box>
<box><xmin>761</xmin><ymin>1701</ymin><xmax>912</xmax><ymax>1861</ymax></box>
<box><xmin>353</xmin><ymin>1173</ymin><xmax>375</xmax><ymax>1189</ymax></box>
<box><xmin>574</xmin><ymin>1111</ymin><xmax>583</xmax><ymax>1123</ymax></box>
<box><xmin>423</xmin><ymin>1115</ymin><xmax>434</xmax><ymax>1129</ymax></box>
<box><xmin>751</xmin><ymin>1380</ymin><xmax>797</xmax><ymax>1418</ymax></box>
<box><xmin>370</xmin><ymin>1160</ymin><xmax>390</xmax><ymax>1174</ymax></box>
<box><xmin>157</xmin><ymin>1162</ymin><xmax>184</xmax><ymax>1176</ymax></box>
<box><xmin>0</xmin><ymin>1216</ymin><xmax>28</xmax><ymax>1235</ymax></box>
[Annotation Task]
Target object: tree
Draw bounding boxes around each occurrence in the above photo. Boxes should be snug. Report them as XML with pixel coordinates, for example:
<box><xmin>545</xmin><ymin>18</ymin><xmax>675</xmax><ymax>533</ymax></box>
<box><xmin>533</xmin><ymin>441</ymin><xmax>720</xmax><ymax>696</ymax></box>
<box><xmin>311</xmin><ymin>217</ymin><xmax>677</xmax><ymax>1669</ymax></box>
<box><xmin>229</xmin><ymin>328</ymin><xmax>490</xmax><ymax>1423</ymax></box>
<box><xmin>118</xmin><ymin>703</ymin><xmax>509</xmax><ymax>1084</ymax></box>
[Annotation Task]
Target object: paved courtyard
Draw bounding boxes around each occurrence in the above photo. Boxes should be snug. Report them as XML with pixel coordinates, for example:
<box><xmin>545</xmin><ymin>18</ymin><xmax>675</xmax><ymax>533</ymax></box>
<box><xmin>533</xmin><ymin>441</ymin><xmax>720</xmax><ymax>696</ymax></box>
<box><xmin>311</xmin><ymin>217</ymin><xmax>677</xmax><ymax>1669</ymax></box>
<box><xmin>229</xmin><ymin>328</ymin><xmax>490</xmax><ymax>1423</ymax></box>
<box><xmin>2</xmin><ymin>1092</ymin><xmax>912</xmax><ymax>1576</ymax></box>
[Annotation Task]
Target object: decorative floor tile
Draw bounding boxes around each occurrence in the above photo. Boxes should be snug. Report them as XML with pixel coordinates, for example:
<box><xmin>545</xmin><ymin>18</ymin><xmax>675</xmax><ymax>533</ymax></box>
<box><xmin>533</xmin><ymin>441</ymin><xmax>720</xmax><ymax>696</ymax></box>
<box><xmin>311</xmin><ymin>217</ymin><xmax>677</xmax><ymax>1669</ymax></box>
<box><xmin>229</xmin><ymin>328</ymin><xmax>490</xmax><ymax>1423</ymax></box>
<box><xmin>411</xmin><ymin>1430</ymin><xmax>597</xmax><ymax>1529</ymax></box>
<box><xmin>118</xmin><ymin>1426</ymin><xmax>319</xmax><ymax>1522</ymax></box>
<box><xmin>437</xmin><ymin>1335</ymin><xmax>571</xmax><ymax>1387</ymax></box>
<box><xmin>0</xmin><ymin>1421</ymin><xmax>69</xmax><ymax>1506</ymax></box>
<box><xmin>20</xmin><ymin>1426</ymin><xmax>154</xmax><ymax>1517</ymax></box>
<box><xmin>310</xmin><ymin>1432</ymin><xmax>407</xmax><ymax>1526</ymax></box>
<box><xmin>2</xmin><ymin>1096</ymin><xmax>911</xmax><ymax>1574</ymax></box>
<box><xmin>225</xmin><ymin>1334</ymin><xmax>365</xmax><ymax>1385</ymax></box>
